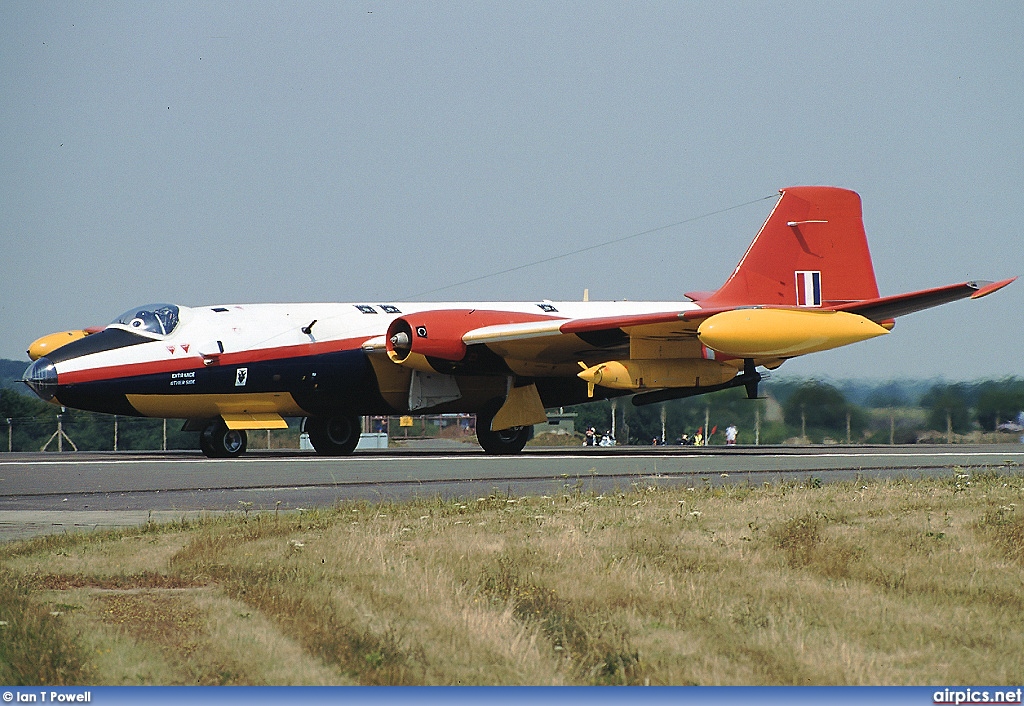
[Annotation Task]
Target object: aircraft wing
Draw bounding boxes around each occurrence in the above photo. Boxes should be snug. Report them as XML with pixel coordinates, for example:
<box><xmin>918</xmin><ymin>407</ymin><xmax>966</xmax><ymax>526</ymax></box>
<box><xmin>376</xmin><ymin>277</ymin><xmax>1016</xmax><ymax>373</ymax></box>
<box><xmin>463</xmin><ymin>310</ymin><xmax>690</xmax><ymax>344</ymax></box>
<box><xmin>463</xmin><ymin>311</ymin><xmax>704</xmax><ymax>370</ymax></box>
<box><xmin>461</xmin><ymin>278</ymin><xmax>1017</xmax><ymax>362</ymax></box>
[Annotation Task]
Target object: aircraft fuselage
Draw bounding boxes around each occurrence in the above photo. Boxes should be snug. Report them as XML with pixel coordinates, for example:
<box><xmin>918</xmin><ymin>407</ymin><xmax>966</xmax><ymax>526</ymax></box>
<box><xmin>25</xmin><ymin>300</ymin><xmax>695</xmax><ymax>422</ymax></box>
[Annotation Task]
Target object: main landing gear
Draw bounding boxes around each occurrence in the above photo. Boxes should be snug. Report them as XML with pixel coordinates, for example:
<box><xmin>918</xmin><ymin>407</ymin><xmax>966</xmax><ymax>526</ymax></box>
<box><xmin>303</xmin><ymin>414</ymin><xmax>361</xmax><ymax>456</ymax></box>
<box><xmin>196</xmin><ymin>408</ymin><xmax>530</xmax><ymax>458</ymax></box>
<box><xmin>475</xmin><ymin>399</ymin><xmax>531</xmax><ymax>455</ymax></box>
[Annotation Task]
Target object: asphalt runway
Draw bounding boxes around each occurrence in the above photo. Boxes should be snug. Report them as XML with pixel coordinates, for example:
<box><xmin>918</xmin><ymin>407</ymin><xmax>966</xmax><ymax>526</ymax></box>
<box><xmin>2</xmin><ymin>444</ymin><xmax>1023</xmax><ymax>540</ymax></box>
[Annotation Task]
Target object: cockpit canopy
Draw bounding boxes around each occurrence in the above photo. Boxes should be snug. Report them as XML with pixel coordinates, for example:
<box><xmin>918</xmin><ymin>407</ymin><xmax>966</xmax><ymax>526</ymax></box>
<box><xmin>108</xmin><ymin>303</ymin><xmax>180</xmax><ymax>338</ymax></box>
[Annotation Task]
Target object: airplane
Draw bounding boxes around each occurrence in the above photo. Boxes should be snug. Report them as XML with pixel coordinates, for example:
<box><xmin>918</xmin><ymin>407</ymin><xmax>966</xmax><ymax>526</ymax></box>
<box><xmin>21</xmin><ymin>186</ymin><xmax>1014</xmax><ymax>458</ymax></box>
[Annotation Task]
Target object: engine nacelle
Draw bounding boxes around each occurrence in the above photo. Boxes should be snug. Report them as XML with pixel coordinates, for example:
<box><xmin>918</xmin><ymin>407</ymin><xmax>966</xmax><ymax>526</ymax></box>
<box><xmin>385</xmin><ymin>309</ymin><xmax>555</xmax><ymax>374</ymax></box>
<box><xmin>386</xmin><ymin>311</ymin><xmax>471</xmax><ymax>371</ymax></box>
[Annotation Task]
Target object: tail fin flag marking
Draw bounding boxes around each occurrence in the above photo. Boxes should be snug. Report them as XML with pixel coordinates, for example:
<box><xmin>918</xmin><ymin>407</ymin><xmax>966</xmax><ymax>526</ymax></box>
<box><xmin>795</xmin><ymin>270</ymin><xmax>822</xmax><ymax>307</ymax></box>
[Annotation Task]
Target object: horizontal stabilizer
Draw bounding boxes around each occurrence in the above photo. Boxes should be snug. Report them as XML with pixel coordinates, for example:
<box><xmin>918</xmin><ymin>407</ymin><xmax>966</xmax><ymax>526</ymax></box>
<box><xmin>835</xmin><ymin>277</ymin><xmax>1016</xmax><ymax>322</ymax></box>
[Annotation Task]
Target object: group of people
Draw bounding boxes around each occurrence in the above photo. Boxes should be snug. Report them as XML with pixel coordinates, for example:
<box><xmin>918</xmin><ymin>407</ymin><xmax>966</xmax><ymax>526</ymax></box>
<box><xmin>676</xmin><ymin>431</ymin><xmax>704</xmax><ymax>446</ymax></box>
<box><xmin>585</xmin><ymin>424</ymin><xmax>739</xmax><ymax>446</ymax></box>
<box><xmin>583</xmin><ymin>427</ymin><xmax>616</xmax><ymax>446</ymax></box>
<box><xmin>677</xmin><ymin>424</ymin><xmax>739</xmax><ymax>446</ymax></box>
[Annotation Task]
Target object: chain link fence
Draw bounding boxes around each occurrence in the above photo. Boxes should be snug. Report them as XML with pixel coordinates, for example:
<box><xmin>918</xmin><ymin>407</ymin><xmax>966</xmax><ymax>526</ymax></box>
<box><xmin>1</xmin><ymin>413</ymin><xmax>482</xmax><ymax>453</ymax></box>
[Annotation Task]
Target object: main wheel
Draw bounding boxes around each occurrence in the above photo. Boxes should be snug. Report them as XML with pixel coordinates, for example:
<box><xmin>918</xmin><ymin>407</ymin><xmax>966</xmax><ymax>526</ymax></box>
<box><xmin>305</xmin><ymin>415</ymin><xmax>361</xmax><ymax>456</ymax></box>
<box><xmin>476</xmin><ymin>399</ymin><xmax>530</xmax><ymax>455</ymax></box>
<box><xmin>200</xmin><ymin>420</ymin><xmax>247</xmax><ymax>458</ymax></box>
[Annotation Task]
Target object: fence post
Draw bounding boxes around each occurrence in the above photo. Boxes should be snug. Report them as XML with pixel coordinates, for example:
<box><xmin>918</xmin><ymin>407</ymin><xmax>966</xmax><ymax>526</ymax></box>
<box><xmin>6</xmin><ymin>418</ymin><xmax>11</xmax><ymax>453</ymax></box>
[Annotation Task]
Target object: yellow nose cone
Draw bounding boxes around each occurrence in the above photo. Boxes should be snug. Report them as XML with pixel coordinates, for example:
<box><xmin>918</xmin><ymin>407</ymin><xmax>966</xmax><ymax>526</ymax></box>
<box><xmin>27</xmin><ymin>330</ymin><xmax>91</xmax><ymax>361</ymax></box>
<box><xmin>698</xmin><ymin>309</ymin><xmax>889</xmax><ymax>358</ymax></box>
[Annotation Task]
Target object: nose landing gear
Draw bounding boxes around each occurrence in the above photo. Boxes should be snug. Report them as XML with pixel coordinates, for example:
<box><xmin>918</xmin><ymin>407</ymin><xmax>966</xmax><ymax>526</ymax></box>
<box><xmin>199</xmin><ymin>420</ymin><xmax>248</xmax><ymax>458</ymax></box>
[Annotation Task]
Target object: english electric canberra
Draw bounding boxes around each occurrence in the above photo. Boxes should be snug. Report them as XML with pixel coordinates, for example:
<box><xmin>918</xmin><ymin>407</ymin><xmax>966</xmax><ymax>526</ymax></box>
<box><xmin>22</xmin><ymin>187</ymin><xmax>1014</xmax><ymax>457</ymax></box>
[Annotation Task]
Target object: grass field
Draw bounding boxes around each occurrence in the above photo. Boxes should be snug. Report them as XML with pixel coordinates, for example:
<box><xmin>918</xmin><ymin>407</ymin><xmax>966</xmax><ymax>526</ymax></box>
<box><xmin>1</xmin><ymin>468</ymin><xmax>1023</xmax><ymax>685</ymax></box>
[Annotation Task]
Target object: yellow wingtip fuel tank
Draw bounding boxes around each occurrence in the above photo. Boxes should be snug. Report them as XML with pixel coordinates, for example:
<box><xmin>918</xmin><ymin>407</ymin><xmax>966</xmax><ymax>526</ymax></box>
<box><xmin>27</xmin><ymin>330</ymin><xmax>92</xmax><ymax>361</ymax></box>
<box><xmin>697</xmin><ymin>309</ymin><xmax>889</xmax><ymax>358</ymax></box>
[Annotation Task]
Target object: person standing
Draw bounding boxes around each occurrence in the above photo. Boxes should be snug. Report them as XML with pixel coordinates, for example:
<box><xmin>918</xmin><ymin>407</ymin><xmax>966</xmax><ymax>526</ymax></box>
<box><xmin>725</xmin><ymin>424</ymin><xmax>738</xmax><ymax>445</ymax></box>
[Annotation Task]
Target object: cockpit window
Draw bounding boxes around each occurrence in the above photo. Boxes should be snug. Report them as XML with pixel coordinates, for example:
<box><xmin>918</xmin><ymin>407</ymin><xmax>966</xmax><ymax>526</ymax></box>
<box><xmin>109</xmin><ymin>304</ymin><xmax>180</xmax><ymax>337</ymax></box>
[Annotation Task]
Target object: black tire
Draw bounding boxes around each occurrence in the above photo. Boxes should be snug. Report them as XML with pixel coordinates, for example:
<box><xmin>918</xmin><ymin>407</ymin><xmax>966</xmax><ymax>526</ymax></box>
<box><xmin>200</xmin><ymin>420</ymin><xmax>247</xmax><ymax>458</ymax></box>
<box><xmin>305</xmin><ymin>415</ymin><xmax>361</xmax><ymax>456</ymax></box>
<box><xmin>476</xmin><ymin>399</ymin><xmax>530</xmax><ymax>455</ymax></box>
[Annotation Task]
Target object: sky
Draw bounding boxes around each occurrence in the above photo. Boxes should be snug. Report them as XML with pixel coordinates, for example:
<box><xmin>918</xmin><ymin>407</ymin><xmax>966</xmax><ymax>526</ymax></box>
<box><xmin>1</xmin><ymin>2</ymin><xmax>1021</xmax><ymax>380</ymax></box>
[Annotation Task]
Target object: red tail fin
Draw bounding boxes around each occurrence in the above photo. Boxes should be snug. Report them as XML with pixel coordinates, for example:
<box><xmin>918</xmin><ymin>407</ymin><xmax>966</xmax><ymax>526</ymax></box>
<box><xmin>701</xmin><ymin>186</ymin><xmax>880</xmax><ymax>307</ymax></box>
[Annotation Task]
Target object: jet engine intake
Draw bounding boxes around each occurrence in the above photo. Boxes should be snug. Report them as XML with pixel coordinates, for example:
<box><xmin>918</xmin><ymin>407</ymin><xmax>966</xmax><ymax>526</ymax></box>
<box><xmin>385</xmin><ymin>314</ymin><xmax>470</xmax><ymax>374</ymax></box>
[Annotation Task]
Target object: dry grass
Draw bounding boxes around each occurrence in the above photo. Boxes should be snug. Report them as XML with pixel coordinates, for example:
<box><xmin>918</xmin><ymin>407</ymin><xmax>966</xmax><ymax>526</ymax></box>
<box><xmin>2</xmin><ymin>470</ymin><xmax>1024</xmax><ymax>685</ymax></box>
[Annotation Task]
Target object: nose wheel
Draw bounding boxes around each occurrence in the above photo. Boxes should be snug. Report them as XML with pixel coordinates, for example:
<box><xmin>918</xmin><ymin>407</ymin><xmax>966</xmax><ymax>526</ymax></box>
<box><xmin>199</xmin><ymin>420</ymin><xmax>248</xmax><ymax>458</ymax></box>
